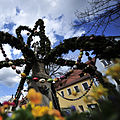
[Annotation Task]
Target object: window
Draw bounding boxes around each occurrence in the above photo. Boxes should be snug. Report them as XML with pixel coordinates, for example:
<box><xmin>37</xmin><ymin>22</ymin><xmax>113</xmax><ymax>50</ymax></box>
<box><xmin>82</xmin><ymin>82</ymin><xmax>89</xmax><ymax>90</ymax></box>
<box><xmin>93</xmin><ymin>78</ymin><xmax>99</xmax><ymax>86</ymax></box>
<box><xmin>67</xmin><ymin>88</ymin><xmax>72</xmax><ymax>95</ymax></box>
<box><xmin>87</xmin><ymin>104</ymin><xmax>98</xmax><ymax>110</ymax></box>
<box><xmin>74</xmin><ymin>86</ymin><xmax>80</xmax><ymax>92</ymax></box>
<box><xmin>78</xmin><ymin>105</ymin><xmax>84</xmax><ymax>112</ymax></box>
<box><xmin>61</xmin><ymin>91</ymin><xmax>64</xmax><ymax>97</ymax></box>
<box><xmin>100</xmin><ymin>59</ymin><xmax>112</xmax><ymax>68</ymax></box>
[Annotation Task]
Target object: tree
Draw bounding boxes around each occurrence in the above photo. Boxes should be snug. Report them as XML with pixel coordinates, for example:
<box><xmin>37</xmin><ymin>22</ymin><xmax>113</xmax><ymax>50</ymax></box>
<box><xmin>74</xmin><ymin>0</ymin><xmax>120</xmax><ymax>34</ymax></box>
<box><xmin>0</xmin><ymin>19</ymin><xmax>120</xmax><ymax>110</ymax></box>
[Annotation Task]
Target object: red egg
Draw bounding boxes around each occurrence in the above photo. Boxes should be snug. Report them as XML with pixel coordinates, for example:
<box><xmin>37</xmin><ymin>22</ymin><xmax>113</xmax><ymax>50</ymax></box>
<box><xmin>60</xmin><ymin>75</ymin><xmax>65</xmax><ymax>79</ymax></box>
<box><xmin>33</xmin><ymin>77</ymin><xmax>39</xmax><ymax>81</ymax></box>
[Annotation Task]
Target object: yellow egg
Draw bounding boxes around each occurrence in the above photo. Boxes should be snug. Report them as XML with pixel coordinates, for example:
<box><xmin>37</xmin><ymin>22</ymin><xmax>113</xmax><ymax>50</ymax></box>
<box><xmin>78</xmin><ymin>55</ymin><xmax>82</xmax><ymax>59</ymax></box>
<box><xmin>75</xmin><ymin>61</ymin><xmax>78</xmax><ymax>64</ymax></box>
<box><xmin>69</xmin><ymin>69</ymin><xmax>73</xmax><ymax>73</ymax></box>
<box><xmin>8</xmin><ymin>61</ymin><xmax>13</xmax><ymax>65</ymax></box>
<box><xmin>21</xmin><ymin>73</ymin><xmax>26</xmax><ymax>77</ymax></box>
<box><xmin>105</xmin><ymin>70</ymin><xmax>110</xmax><ymax>75</ymax></box>
<box><xmin>72</xmin><ymin>91</ymin><xmax>77</xmax><ymax>96</ymax></box>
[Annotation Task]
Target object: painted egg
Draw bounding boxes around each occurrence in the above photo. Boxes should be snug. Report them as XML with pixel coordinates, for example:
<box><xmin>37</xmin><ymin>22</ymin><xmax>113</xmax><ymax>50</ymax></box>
<box><xmin>69</xmin><ymin>69</ymin><xmax>73</xmax><ymax>73</ymax></box>
<box><xmin>21</xmin><ymin>73</ymin><xmax>26</xmax><ymax>77</ymax></box>
<box><xmin>54</xmin><ymin>78</ymin><xmax>59</xmax><ymax>82</ymax></box>
<box><xmin>72</xmin><ymin>91</ymin><xmax>77</xmax><ymax>96</ymax></box>
<box><xmin>39</xmin><ymin>78</ymin><xmax>46</xmax><ymax>83</ymax></box>
<box><xmin>16</xmin><ymin>69</ymin><xmax>21</xmax><ymax>74</ymax></box>
<box><xmin>47</xmin><ymin>78</ymin><xmax>53</xmax><ymax>82</ymax></box>
<box><xmin>26</xmin><ymin>76</ymin><xmax>32</xmax><ymax>79</ymax></box>
<box><xmin>60</xmin><ymin>75</ymin><xmax>65</xmax><ymax>79</ymax></box>
<box><xmin>8</xmin><ymin>61</ymin><xmax>13</xmax><ymax>65</ymax></box>
<box><xmin>33</xmin><ymin>77</ymin><xmax>39</xmax><ymax>81</ymax></box>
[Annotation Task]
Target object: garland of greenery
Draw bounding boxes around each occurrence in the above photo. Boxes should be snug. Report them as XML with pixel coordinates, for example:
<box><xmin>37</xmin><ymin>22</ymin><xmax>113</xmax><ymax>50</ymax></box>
<box><xmin>16</xmin><ymin>26</ymin><xmax>32</xmax><ymax>45</ymax></box>
<box><xmin>0</xmin><ymin>31</ymin><xmax>36</xmax><ymax>63</ymax></box>
<box><xmin>44</xmin><ymin>36</ymin><xmax>120</xmax><ymax>63</ymax></box>
<box><xmin>0</xmin><ymin>43</ymin><xmax>31</xmax><ymax>108</ymax></box>
<box><xmin>0</xmin><ymin>59</ymin><xmax>25</xmax><ymax>69</ymax></box>
<box><xmin>13</xmin><ymin>63</ymin><xmax>32</xmax><ymax>109</ymax></box>
<box><xmin>0</xmin><ymin>18</ymin><xmax>120</xmax><ymax>108</ymax></box>
<box><xmin>0</xmin><ymin>20</ymin><xmax>120</xmax><ymax>68</ymax></box>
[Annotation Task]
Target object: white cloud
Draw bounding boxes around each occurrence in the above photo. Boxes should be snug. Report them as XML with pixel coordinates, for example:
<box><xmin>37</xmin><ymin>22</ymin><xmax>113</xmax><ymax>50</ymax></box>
<box><xmin>0</xmin><ymin>68</ymin><xmax>20</xmax><ymax>86</ymax></box>
<box><xmin>0</xmin><ymin>0</ymin><xmax>88</xmax><ymax>45</ymax></box>
<box><xmin>63</xmin><ymin>50</ymin><xmax>80</xmax><ymax>61</ymax></box>
<box><xmin>0</xmin><ymin>50</ymin><xmax>4</xmax><ymax>61</ymax></box>
<box><xmin>0</xmin><ymin>0</ymin><xmax>89</xmax><ymax>87</ymax></box>
<box><xmin>0</xmin><ymin>95</ymin><xmax>11</xmax><ymax>103</ymax></box>
<box><xmin>12</xmin><ymin>48</ymin><xmax>21</xmax><ymax>55</ymax></box>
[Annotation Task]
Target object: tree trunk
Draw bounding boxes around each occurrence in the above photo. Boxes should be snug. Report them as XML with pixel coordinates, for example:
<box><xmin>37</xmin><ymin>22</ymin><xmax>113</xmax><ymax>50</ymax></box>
<box><xmin>28</xmin><ymin>61</ymin><xmax>54</xmax><ymax>107</ymax></box>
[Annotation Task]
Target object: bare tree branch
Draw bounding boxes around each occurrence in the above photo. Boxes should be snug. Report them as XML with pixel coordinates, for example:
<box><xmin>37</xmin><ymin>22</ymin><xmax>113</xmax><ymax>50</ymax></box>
<box><xmin>74</xmin><ymin>0</ymin><xmax>120</xmax><ymax>34</ymax></box>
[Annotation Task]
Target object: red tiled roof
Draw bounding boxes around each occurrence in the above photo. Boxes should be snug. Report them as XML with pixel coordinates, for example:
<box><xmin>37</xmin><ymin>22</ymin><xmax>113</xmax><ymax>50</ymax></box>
<box><xmin>54</xmin><ymin>57</ymin><xmax>96</xmax><ymax>90</ymax></box>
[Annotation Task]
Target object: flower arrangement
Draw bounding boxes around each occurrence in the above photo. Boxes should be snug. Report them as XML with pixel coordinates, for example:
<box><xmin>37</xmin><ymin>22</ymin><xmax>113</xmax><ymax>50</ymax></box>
<box><xmin>83</xmin><ymin>84</ymin><xmax>108</xmax><ymax>104</ymax></box>
<box><xmin>106</xmin><ymin>58</ymin><xmax>120</xmax><ymax>80</ymax></box>
<box><xmin>0</xmin><ymin>88</ymin><xmax>64</xmax><ymax>120</ymax></box>
<box><xmin>0</xmin><ymin>59</ymin><xmax>120</xmax><ymax>120</ymax></box>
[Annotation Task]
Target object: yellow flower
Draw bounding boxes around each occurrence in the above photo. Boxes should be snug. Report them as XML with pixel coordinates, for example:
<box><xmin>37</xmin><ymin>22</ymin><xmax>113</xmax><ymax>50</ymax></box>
<box><xmin>12</xmin><ymin>114</ymin><xmax>16</xmax><ymax>119</ymax></box>
<box><xmin>0</xmin><ymin>107</ymin><xmax>5</xmax><ymax>113</ymax></box>
<box><xmin>48</xmin><ymin>109</ymin><xmax>61</xmax><ymax>117</ymax></box>
<box><xmin>113</xmin><ymin>58</ymin><xmax>120</xmax><ymax>64</ymax></box>
<box><xmin>83</xmin><ymin>96</ymin><xmax>88</xmax><ymax>103</ymax></box>
<box><xmin>30</xmin><ymin>102</ymin><xmax>35</xmax><ymax>108</ymax></box>
<box><xmin>54</xmin><ymin>116</ymin><xmax>65</xmax><ymax>120</ymax></box>
<box><xmin>90</xmin><ymin>84</ymin><xmax>108</xmax><ymax>100</ymax></box>
<box><xmin>3</xmin><ymin>104</ymin><xmax>8</xmax><ymax>108</ymax></box>
<box><xmin>48</xmin><ymin>109</ymin><xmax>65</xmax><ymax>120</ymax></box>
<box><xmin>55</xmin><ymin>116</ymin><xmax>65</xmax><ymax>120</ymax></box>
<box><xmin>27</xmin><ymin>88</ymin><xmax>42</xmax><ymax>104</ymax></box>
<box><xmin>32</xmin><ymin>106</ymin><xmax>49</xmax><ymax>117</ymax></box>
<box><xmin>0</xmin><ymin>104</ymin><xmax>9</xmax><ymax>113</ymax></box>
<box><xmin>54</xmin><ymin>117</ymin><xmax>60</xmax><ymax>120</ymax></box>
<box><xmin>59</xmin><ymin>117</ymin><xmax>65</xmax><ymax>120</ymax></box>
<box><xmin>111</xmin><ymin>72</ymin><xmax>119</xmax><ymax>79</ymax></box>
<box><xmin>105</xmin><ymin>69</ymin><xmax>111</xmax><ymax>75</ymax></box>
<box><xmin>105</xmin><ymin>62</ymin><xmax>120</xmax><ymax>79</ymax></box>
<box><xmin>49</xmin><ymin>101</ymin><xmax>53</xmax><ymax>109</ymax></box>
<box><xmin>89</xmin><ymin>92</ymin><xmax>98</xmax><ymax>99</ymax></box>
<box><xmin>21</xmin><ymin>105</ymin><xmax>26</xmax><ymax>109</ymax></box>
<box><xmin>83</xmin><ymin>96</ymin><xmax>92</xmax><ymax>103</ymax></box>
<box><xmin>111</xmin><ymin>63</ymin><xmax>120</xmax><ymax>72</ymax></box>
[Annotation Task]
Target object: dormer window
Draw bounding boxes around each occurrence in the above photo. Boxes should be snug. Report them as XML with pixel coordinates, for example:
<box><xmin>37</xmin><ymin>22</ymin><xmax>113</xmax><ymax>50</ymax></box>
<box><xmin>61</xmin><ymin>91</ymin><xmax>64</xmax><ymax>97</ymax></box>
<box><xmin>82</xmin><ymin>82</ymin><xmax>89</xmax><ymax>90</ymax></box>
<box><xmin>74</xmin><ymin>86</ymin><xmax>80</xmax><ymax>92</ymax></box>
<box><xmin>100</xmin><ymin>59</ymin><xmax>112</xmax><ymax>68</ymax></box>
<box><xmin>67</xmin><ymin>88</ymin><xmax>72</xmax><ymax>95</ymax></box>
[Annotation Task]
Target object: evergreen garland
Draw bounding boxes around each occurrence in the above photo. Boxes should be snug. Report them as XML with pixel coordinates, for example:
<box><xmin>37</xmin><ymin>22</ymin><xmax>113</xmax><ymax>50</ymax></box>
<box><xmin>0</xmin><ymin>18</ymin><xmax>120</xmax><ymax>109</ymax></box>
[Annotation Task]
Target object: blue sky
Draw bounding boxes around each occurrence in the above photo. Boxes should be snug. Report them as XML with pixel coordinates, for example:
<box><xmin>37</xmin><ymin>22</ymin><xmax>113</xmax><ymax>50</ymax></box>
<box><xmin>0</xmin><ymin>0</ymin><xmax>120</xmax><ymax>103</ymax></box>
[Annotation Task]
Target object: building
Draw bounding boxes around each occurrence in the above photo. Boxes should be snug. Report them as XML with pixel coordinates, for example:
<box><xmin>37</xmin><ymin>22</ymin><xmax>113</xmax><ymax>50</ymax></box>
<box><xmin>55</xmin><ymin>58</ymin><xmax>98</xmax><ymax>113</ymax></box>
<box><xmin>96</xmin><ymin>59</ymin><xmax>120</xmax><ymax>91</ymax></box>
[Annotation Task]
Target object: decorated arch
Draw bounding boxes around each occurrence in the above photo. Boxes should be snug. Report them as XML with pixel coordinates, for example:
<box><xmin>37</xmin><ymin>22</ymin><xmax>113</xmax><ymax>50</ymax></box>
<box><xmin>0</xmin><ymin>19</ymin><xmax>120</xmax><ymax>110</ymax></box>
